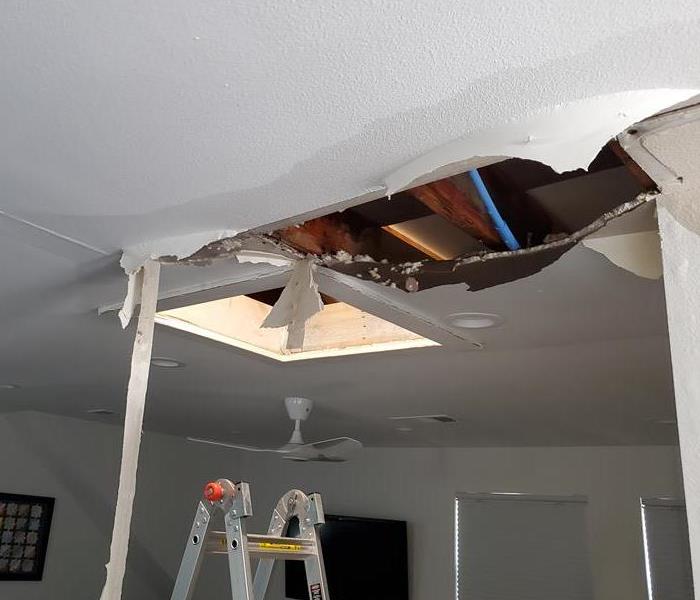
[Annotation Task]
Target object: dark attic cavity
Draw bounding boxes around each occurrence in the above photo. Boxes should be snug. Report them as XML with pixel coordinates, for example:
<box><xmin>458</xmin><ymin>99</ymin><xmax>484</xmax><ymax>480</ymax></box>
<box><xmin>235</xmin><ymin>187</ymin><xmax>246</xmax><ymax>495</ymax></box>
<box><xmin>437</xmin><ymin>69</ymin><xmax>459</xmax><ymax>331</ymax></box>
<box><xmin>178</xmin><ymin>141</ymin><xmax>658</xmax><ymax>293</ymax></box>
<box><xmin>263</xmin><ymin>141</ymin><xmax>658</xmax><ymax>292</ymax></box>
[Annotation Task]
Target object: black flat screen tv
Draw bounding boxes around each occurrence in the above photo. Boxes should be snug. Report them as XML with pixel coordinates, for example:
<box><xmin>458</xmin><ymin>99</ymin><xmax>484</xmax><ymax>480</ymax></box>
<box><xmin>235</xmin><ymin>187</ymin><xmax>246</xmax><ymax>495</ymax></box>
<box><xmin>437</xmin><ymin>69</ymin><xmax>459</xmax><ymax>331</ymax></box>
<box><xmin>285</xmin><ymin>514</ymin><xmax>409</xmax><ymax>600</ymax></box>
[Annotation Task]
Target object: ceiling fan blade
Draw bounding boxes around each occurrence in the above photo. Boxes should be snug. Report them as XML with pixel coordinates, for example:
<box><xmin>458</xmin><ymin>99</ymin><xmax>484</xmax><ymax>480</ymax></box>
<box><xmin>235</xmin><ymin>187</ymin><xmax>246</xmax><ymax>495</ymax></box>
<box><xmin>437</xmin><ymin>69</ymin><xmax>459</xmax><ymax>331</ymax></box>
<box><xmin>284</xmin><ymin>437</ymin><xmax>363</xmax><ymax>462</ymax></box>
<box><xmin>186</xmin><ymin>437</ymin><xmax>282</xmax><ymax>454</ymax></box>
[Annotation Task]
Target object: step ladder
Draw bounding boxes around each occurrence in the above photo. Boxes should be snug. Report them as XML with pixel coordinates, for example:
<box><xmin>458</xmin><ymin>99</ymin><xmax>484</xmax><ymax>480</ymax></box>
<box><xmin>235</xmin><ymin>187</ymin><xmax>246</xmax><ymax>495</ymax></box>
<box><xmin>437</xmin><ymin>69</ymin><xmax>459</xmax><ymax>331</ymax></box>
<box><xmin>170</xmin><ymin>479</ymin><xmax>330</xmax><ymax>600</ymax></box>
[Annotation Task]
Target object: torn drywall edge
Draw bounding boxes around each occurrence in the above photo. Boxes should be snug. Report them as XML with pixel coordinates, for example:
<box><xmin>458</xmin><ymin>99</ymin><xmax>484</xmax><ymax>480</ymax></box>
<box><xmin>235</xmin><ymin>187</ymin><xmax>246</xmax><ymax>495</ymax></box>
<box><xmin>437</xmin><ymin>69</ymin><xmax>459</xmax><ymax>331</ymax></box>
<box><xmin>235</xmin><ymin>250</ymin><xmax>295</xmax><ymax>267</ymax></box>
<box><xmin>385</xmin><ymin>89</ymin><xmax>699</xmax><ymax>195</ymax></box>
<box><xmin>118</xmin><ymin>269</ymin><xmax>143</xmax><ymax>328</ymax></box>
<box><xmin>113</xmin><ymin>90</ymin><xmax>696</xmax><ymax>327</ymax></box>
<box><xmin>320</xmin><ymin>192</ymin><xmax>657</xmax><ymax>292</ymax></box>
<box><xmin>120</xmin><ymin>229</ymin><xmax>241</xmax><ymax>274</ymax></box>
<box><xmin>117</xmin><ymin>232</ymin><xmax>298</xmax><ymax>327</ymax></box>
<box><xmin>582</xmin><ymin>231</ymin><xmax>663</xmax><ymax>279</ymax></box>
<box><xmin>247</xmin><ymin>185</ymin><xmax>387</xmax><ymax>236</ymax></box>
<box><xmin>99</xmin><ymin>262</ymin><xmax>295</xmax><ymax>316</ymax></box>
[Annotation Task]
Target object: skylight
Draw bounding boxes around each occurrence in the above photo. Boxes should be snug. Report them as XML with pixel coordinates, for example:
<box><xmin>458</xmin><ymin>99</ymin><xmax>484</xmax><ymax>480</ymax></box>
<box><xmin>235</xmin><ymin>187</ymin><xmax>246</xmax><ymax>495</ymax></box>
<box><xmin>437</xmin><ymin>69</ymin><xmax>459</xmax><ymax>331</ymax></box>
<box><xmin>155</xmin><ymin>294</ymin><xmax>439</xmax><ymax>362</ymax></box>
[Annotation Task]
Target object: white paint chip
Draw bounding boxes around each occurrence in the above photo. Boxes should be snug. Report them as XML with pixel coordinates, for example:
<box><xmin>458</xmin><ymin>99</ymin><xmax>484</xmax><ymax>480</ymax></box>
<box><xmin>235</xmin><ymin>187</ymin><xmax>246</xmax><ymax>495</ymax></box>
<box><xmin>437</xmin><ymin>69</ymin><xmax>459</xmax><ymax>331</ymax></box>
<box><xmin>99</xmin><ymin>260</ymin><xmax>161</xmax><ymax>600</ymax></box>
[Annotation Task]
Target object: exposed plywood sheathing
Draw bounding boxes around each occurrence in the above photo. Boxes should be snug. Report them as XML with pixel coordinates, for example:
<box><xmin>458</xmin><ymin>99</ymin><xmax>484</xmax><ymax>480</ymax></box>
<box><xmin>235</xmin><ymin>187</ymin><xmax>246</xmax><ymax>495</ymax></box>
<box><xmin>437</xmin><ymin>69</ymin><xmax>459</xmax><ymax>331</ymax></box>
<box><xmin>157</xmin><ymin>294</ymin><xmax>437</xmax><ymax>362</ymax></box>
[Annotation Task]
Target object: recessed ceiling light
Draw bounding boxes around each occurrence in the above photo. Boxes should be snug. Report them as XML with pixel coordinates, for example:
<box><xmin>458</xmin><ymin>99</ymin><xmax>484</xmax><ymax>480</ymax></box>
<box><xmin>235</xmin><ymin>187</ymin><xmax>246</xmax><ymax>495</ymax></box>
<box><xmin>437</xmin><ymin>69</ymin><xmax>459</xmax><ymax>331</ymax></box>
<box><xmin>447</xmin><ymin>312</ymin><xmax>504</xmax><ymax>329</ymax></box>
<box><xmin>150</xmin><ymin>357</ymin><xmax>185</xmax><ymax>369</ymax></box>
<box><xmin>87</xmin><ymin>408</ymin><xmax>117</xmax><ymax>416</ymax></box>
<box><xmin>0</xmin><ymin>384</ymin><xmax>19</xmax><ymax>390</ymax></box>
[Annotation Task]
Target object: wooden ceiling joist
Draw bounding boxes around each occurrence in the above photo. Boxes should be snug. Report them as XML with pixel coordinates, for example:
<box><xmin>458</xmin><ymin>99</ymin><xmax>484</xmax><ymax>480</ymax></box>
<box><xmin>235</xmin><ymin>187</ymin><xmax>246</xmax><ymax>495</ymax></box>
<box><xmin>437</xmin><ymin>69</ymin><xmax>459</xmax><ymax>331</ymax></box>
<box><xmin>276</xmin><ymin>214</ymin><xmax>363</xmax><ymax>256</ymax></box>
<box><xmin>275</xmin><ymin>212</ymin><xmax>431</xmax><ymax>262</ymax></box>
<box><xmin>407</xmin><ymin>179</ymin><xmax>503</xmax><ymax>248</ymax></box>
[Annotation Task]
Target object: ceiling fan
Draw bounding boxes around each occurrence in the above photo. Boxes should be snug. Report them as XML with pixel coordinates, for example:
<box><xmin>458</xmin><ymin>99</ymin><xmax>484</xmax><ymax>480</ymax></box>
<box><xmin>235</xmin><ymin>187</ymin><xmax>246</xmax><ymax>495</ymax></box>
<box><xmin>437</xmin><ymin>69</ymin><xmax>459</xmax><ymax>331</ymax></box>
<box><xmin>187</xmin><ymin>397</ymin><xmax>363</xmax><ymax>462</ymax></box>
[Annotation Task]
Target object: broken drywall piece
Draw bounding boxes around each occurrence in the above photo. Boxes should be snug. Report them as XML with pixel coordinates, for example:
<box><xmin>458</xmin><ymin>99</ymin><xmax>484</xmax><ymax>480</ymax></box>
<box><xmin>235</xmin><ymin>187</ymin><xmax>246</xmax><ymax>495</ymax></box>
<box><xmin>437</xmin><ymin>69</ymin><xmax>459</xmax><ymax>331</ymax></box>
<box><xmin>583</xmin><ymin>231</ymin><xmax>663</xmax><ymax>279</ymax></box>
<box><xmin>262</xmin><ymin>259</ymin><xmax>323</xmax><ymax>349</ymax></box>
<box><xmin>114</xmin><ymin>238</ymin><xmax>296</xmax><ymax>327</ymax></box>
<box><xmin>235</xmin><ymin>249</ymin><xmax>295</xmax><ymax>267</ymax></box>
<box><xmin>118</xmin><ymin>229</ymin><xmax>238</xmax><ymax>327</ymax></box>
<box><xmin>100</xmin><ymin>260</ymin><xmax>160</xmax><ymax>600</ymax></box>
<box><xmin>120</xmin><ymin>229</ymin><xmax>240</xmax><ymax>274</ymax></box>
<box><xmin>385</xmin><ymin>89</ymin><xmax>699</xmax><ymax>195</ymax></box>
<box><xmin>118</xmin><ymin>270</ymin><xmax>143</xmax><ymax>329</ymax></box>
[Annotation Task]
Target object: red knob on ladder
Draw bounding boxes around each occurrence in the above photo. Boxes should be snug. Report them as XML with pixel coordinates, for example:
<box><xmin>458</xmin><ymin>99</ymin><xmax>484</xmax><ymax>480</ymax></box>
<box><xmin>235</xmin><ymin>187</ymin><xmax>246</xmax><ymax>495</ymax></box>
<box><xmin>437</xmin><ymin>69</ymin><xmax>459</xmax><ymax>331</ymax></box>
<box><xmin>204</xmin><ymin>481</ymin><xmax>224</xmax><ymax>502</ymax></box>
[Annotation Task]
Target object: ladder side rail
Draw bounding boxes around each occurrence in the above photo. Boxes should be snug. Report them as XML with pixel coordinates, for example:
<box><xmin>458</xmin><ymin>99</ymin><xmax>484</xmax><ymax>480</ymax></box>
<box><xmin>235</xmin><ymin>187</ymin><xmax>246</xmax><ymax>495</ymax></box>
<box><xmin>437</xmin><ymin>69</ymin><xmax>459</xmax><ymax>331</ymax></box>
<box><xmin>225</xmin><ymin>513</ymin><xmax>256</xmax><ymax>599</ymax></box>
<box><xmin>170</xmin><ymin>501</ymin><xmax>215</xmax><ymax>600</ymax></box>
<box><xmin>302</xmin><ymin>494</ymin><xmax>330</xmax><ymax>600</ymax></box>
<box><xmin>253</xmin><ymin>490</ymin><xmax>327</xmax><ymax>600</ymax></box>
<box><xmin>304</xmin><ymin>552</ymin><xmax>330</xmax><ymax>600</ymax></box>
<box><xmin>253</xmin><ymin>502</ymin><xmax>291</xmax><ymax>599</ymax></box>
<box><xmin>223</xmin><ymin>481</ymin><xmax>256</xmax><ymax>600</ymax></box>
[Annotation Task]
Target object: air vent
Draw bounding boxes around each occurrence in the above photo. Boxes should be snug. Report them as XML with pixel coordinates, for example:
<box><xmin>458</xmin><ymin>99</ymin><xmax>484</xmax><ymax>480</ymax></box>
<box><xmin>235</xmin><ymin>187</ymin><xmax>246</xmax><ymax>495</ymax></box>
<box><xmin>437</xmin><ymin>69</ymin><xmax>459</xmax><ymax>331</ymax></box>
<box><xmin>388</xmin><ymin>414</ymin><xmax>457</xmax><ymax>424</ymax></box>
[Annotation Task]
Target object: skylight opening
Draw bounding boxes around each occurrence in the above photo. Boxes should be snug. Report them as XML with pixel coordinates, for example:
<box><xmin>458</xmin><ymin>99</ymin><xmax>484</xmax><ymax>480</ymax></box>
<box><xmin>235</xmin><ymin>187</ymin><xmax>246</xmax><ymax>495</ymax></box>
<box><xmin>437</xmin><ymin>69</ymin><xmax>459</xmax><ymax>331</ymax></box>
<box><xmin>155</xmin><ymin>293</ymin><xmax>439</xmax><ymax>362</ymax></box>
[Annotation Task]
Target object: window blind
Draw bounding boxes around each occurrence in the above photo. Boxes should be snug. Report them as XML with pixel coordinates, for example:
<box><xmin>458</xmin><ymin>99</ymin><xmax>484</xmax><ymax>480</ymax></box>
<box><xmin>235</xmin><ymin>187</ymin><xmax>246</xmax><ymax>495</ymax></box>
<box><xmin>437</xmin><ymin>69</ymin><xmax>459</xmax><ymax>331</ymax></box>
<box><xmin>455</xmin><ymin>493</ymin><xmax>593</xmax><ymax>600</ymax></box>
<box><xmin>642</xmin><ymin>498</ymin><xmax>694</xmax><ymax>600</ymax></box>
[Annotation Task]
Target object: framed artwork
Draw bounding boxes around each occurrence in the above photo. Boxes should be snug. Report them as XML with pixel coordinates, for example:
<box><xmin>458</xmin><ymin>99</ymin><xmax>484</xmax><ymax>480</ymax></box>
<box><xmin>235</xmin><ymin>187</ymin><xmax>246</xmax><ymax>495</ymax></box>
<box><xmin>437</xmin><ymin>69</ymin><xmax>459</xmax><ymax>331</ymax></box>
<box><xmin>0</xmin><ymin>493</ymin><xmax>54</xmax><ymax>581</ymax></box>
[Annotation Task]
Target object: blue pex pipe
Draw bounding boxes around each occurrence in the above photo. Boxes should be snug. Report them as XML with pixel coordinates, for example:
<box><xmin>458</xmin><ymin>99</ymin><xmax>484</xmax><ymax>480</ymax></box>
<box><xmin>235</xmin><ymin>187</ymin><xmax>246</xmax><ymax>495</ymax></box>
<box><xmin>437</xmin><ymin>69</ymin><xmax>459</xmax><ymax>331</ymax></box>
<box><xmin>468</xmin><ymin>169</ymin><xmax>521</xmax><ymax>251</ymax></box>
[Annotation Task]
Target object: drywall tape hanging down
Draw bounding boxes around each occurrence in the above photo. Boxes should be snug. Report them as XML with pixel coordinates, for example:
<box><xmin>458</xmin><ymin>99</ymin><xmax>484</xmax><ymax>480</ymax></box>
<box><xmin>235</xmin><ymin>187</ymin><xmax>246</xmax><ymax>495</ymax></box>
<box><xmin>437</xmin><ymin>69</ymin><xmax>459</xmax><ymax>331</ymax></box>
<box><xmin>99</xmin><ymin>260</ymin><xmax>161</xmax><ymax>600</ymax></box>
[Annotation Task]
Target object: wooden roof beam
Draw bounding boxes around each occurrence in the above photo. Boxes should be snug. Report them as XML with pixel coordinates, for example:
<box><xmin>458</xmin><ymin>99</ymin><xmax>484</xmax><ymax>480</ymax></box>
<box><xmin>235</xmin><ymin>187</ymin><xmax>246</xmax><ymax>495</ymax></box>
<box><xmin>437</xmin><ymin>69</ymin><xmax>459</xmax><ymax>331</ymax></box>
<box><xmin>408</xmin><ymin>179</ymin><xmax>503</xmax><ymax>248</ymax></box>
<box><xmin>275</xmin><ymin>214</ymin><xmax>363</xmax><ymax>256</ymax></box>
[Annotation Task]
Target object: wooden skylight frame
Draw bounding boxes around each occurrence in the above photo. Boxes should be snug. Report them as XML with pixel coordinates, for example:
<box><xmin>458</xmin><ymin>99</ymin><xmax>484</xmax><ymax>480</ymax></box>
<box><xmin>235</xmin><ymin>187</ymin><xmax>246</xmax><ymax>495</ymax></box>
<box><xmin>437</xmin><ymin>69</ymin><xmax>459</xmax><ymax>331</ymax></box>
<box><xmin>156</xmin><ymin>294</ymin><xmax>438</xmax><ymax>362</ymax></box>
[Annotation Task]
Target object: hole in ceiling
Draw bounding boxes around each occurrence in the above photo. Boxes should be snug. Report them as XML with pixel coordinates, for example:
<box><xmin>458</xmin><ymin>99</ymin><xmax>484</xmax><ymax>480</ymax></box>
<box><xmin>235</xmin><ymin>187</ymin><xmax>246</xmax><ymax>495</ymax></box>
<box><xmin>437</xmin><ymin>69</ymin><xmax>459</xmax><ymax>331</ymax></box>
<box><xmin>245</xmin><ymin>140</ymin><xmax>657</xmax><ymax>292</ymax></box>
<box><xmin>156</xmin><ymin>290</ymin><xmax>439</xmax><ymax>362</ymax></box>
<box><xmin>161</xmin><ymin>138</ymin><xmax>659</xmax><ymax>361</ymax></box>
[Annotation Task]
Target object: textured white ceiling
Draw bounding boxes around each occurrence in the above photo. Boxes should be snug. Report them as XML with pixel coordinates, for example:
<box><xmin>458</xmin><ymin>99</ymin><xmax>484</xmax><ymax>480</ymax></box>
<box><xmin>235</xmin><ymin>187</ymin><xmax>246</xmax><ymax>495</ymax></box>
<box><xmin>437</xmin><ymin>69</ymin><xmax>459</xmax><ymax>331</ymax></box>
<box><xmin>3</xmin><ymin>1</ymin><xmax>700</xmax><ymax>249</ymax></box>
<box><xmin>1</xmin><ymin>1</ymin><xmax>697</xmax><ymax>445</ymax></box>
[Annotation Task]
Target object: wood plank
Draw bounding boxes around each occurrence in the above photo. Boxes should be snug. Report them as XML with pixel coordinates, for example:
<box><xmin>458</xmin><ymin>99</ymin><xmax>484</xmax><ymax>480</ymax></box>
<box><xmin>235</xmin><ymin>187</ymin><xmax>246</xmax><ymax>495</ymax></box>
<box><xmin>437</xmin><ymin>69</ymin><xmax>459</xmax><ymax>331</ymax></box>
<box><xmin>275</xmin><ymin>213</ymin><xmax>429</xmax><ymax>262</ymax></box>
<box><xmin>408</xmin><ymin>179</ymin><xmax>503</xmax><ymax>247</ymax></box>
<box><xmin>608</xmin><ymin>139</ymin><xmax>658</xmax><ymax>191</ymax></box>
<box><xmin>276</xmin><ymin>214</ymin><xmax>362</xmax><ymax>256</ymax></box>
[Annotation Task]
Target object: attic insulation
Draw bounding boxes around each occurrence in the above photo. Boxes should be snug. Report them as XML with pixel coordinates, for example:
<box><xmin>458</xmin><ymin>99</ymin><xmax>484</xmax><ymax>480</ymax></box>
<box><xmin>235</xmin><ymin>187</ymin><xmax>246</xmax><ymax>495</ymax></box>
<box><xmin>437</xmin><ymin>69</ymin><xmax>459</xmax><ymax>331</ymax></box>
<box><xmin>171</xmin><ymin>141</ymin><xmax>659</xmax><ymax>293</ymax></box>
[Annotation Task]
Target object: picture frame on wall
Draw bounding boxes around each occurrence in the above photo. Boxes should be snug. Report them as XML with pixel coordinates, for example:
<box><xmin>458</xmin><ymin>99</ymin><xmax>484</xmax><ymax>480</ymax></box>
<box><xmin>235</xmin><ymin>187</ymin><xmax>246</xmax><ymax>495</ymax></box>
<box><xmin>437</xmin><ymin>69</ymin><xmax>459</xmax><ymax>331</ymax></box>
<box><xmin>0</xmin><ymin>493</ymin><xmax>54</xmax><ymax>581</ymax></box>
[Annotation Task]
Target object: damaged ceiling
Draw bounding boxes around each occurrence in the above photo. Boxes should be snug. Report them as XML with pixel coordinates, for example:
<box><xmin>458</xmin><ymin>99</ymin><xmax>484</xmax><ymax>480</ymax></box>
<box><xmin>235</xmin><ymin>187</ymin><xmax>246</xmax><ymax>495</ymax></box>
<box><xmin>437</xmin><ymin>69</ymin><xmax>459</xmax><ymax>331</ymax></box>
<box><xmin>1</xmin><ymin>1</ymin><xmax>699</xmax><ymax>446</ymax></box>
<box><xmin>253</xmin><ymin>143</ymin><xmax>660</xmax><ymax>293</ymax></box>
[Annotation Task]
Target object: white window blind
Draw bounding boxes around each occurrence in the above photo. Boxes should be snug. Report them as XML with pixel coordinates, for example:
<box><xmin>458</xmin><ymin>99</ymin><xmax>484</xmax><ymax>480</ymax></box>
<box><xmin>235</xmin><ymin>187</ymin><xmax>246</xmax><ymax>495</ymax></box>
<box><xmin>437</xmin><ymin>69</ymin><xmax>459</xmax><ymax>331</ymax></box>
<box><xmin>642</xmin><ymin>498</ymin><xmax>694</xmax><ymax>600</ymax></box>
<box><xmin>455</xmin><ymin>493</ymin><xmax>593</xmax><ymax>600</ymax></box>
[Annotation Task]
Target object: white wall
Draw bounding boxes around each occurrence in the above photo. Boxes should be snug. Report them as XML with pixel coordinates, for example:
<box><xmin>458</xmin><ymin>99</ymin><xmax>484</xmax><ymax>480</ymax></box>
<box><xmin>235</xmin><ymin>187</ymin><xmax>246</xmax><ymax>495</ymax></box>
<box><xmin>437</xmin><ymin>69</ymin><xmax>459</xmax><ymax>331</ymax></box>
<box><xmin>0</xmin><ymin>411</ymin><xmax>684</xmax><ymax>600</ymax></box>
